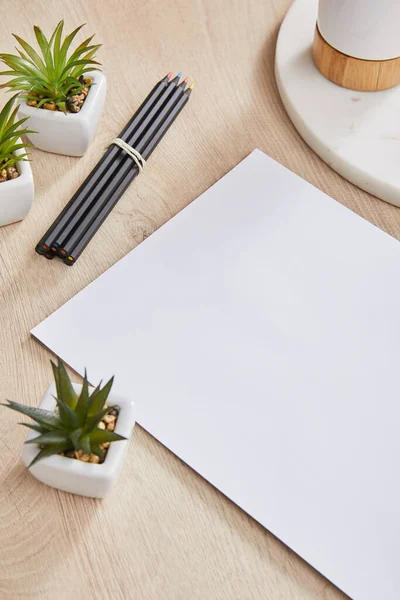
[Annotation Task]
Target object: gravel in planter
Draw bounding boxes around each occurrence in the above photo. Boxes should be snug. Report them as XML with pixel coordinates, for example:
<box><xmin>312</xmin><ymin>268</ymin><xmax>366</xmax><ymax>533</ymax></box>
<box><xmin>27</xmin><ymin>76</ymin><xmax>93</xmax><ymax>114</ymax></box>
<box><xmin>0</xmin><ymin>166</ymin><xmax>19</xmax><ymax>183</ymax></box>
<box><xmin>58</xmin><ymin>405</ymin><xmax>120</xmax><ymax>464</ymax></box>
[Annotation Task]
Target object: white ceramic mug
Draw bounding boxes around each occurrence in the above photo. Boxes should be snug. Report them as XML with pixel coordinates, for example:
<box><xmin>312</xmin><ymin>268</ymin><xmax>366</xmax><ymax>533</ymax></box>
<box><xmin>318</xmin><ymin>0</ymin><xmax>400</xmax><ymax>60</ymax></box>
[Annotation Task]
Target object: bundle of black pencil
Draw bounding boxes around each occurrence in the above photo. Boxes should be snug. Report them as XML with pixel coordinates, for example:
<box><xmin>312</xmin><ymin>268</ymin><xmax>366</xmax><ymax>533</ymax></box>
<box><xmin>36</xmin><ymin>72</ymin><xmax>193</xmax><ymax>265</ymax></box>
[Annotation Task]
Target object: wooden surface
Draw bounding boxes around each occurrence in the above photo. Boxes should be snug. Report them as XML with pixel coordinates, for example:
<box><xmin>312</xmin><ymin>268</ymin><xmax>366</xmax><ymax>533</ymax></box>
<box><xmin>312</xmin><ymin>25</ymin><xmax>400</xmax><ymax>91</ymax></box>
<box><xmin>0</xmin><ymin>1</ymin><xmax>398</xmax><ymax>598</ymax></box>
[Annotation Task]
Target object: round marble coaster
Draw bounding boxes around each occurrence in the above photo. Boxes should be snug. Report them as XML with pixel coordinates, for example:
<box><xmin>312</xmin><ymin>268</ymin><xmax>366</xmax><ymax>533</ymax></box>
<box><xmin>275</xmin><ymin>0</ymin><xmax>400</xmax><ymax>207</ymax></box>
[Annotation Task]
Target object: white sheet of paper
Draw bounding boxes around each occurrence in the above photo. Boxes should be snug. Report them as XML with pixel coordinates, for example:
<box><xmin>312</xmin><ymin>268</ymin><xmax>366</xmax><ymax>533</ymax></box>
<box><xmin>32</xmin><ymin>150</ymin><xmax>400</xmax><ymax>600</ymax></box>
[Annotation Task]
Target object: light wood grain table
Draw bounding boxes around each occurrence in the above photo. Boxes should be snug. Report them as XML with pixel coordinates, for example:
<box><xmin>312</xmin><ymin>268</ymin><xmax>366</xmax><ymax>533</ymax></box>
<box><xmin>0</xmin><ymin>1</ymin><xmax>397</xmax><ymax>598</ymax></box>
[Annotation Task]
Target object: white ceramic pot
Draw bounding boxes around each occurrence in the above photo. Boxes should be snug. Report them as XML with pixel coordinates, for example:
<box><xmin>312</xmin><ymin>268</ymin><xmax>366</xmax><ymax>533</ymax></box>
<box><xmin>0</xmin><ymin>144</ymin><xmax>34</xmax><ymax>227</ymax></box>
<box><xmin>18</xmin><ymin>71</ymin><xmax>106</xmax><ymax>157</ymax></box>
<box><xmin>23</xmin><ymin>382</ymin><xmax>135</xmax><ymax>498</ymax></box>
<box><xmin>318</xmin><ymin>0</ymin><xmax>400</xmax><ymax>60</ymax></box>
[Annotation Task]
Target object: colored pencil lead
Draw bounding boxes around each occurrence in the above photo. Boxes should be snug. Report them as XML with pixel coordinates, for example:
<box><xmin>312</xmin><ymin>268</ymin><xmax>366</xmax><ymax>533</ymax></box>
<box><xmin>184</xmin><ymin>77</ymin><xmax>189</xmax><ymax>83</ymax></box>
<box><xmin>167</xmin><ymin>72</ymin><xmax>172</xmax><ymax>79</ymax></box>
<box><xmin>189</xmin><ymin>83</ymin><xmax>195</xmax><ymax>90</ymax></box>
<box><xmin>177</xmin><ymin>72</ymin><xmax>182</xmax><ymax>78</ymax></box>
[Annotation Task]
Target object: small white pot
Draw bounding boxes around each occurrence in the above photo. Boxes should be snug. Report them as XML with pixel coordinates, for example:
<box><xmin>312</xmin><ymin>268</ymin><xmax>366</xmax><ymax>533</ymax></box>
<box><xmin>23</xmin><ymin>382</ymin><xmax>135</xmax><ymax>498</ymax></box>
<box><xmin>0</xmin><ymin>144</ymin><xmax>34</xmax><ymax>227</ymax></box>
<box><xmin>18</xmin><ymin>71</ymin><xmax>106</xmax><ymax>157</ymax></box>
<box><xmin>318</xmin><ymin>0</ymin><xmax>400</xmax><ymax>60</ymax></box>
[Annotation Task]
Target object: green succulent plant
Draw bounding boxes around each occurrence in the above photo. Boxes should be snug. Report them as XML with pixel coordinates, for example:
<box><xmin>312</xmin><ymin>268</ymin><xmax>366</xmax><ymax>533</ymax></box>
<box><xmin>2</xmin><ymin>359</ymin><xmax>125</xmax><ymax>467</ymax></box>
<box><xmin>0</xmin><ymin>94</ymin><xmax>34</xmax><ymax>171</ymax></box>
<box><xmin>0</xmin><ymin>20</ymin><xmax>101</xmax><ymax>113</ymax></box>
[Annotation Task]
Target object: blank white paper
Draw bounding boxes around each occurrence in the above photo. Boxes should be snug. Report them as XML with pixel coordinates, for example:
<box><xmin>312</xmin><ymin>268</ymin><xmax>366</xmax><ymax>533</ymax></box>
<box><xmin>32</xmin><ymin>150</ymin><xmax>400</xmax><ymax>600</ymax></box>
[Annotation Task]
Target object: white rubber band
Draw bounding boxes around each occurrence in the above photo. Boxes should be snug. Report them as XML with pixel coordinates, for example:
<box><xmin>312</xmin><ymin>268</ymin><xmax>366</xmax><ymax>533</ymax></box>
<box><xmin>109</xmin><ymin>138</ymin><xmax>146</xmax><ymax>172</ymax></box>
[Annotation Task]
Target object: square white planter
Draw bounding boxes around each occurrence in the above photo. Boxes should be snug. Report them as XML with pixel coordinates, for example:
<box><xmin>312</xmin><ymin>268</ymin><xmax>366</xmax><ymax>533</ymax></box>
<box><xmin>0</xmin><ymin>144</ymin><xmax>34</xmax><ymax>227</ymax></box>
<box><xmin>18</xmin><ymin>71</ymin><xmax>106</xmax><ymax>157</ymax></box>
<box><xmin>23</xmin><ymin>382</ymin><xmax>135</xmax><ymax>498</ymax></box>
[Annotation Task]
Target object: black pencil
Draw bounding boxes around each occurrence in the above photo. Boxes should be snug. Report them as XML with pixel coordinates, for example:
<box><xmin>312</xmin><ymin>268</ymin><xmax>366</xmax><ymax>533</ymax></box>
<box><xmin>64</xmin><ymin>85</ymin><xmax>193</xmax><ymax>265</ymax></box>
<box><xmin>35</xmin><ymin>72</ymin><xmax>174</xmax><ymax>255</ymax></box>
<box><xmin>54</xmin><ymin>76</ymin><xmax>183</xmax><ymax>256</ymax></box>
<box><xmin>62</xmin><ymin>81</ymin><xmax>188</xmax><ymax>259</ymax></box>
<box><xmin>37</xmin><ymin>72</ymin><xmax>174</xmax><ymax>255</ymax></box>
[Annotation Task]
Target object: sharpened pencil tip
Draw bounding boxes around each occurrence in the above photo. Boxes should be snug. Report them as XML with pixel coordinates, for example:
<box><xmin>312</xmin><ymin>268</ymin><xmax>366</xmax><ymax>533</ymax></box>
<box><xmin>184</xmin><ymin>77</ymin><xmax>189</xmax><ymax>83</ymax></box>
<box><xmin>167</xmin><ymin>72</ymin><xmax>172</xmax><ymax>79</ymax></box>
<box><xmin>177</xmin><ymin>72</ymin><xmax>182</xmax><ymax>78</ymax></box>
<box><xmin>189</xmin><ymin>83</ymin><xmax>195</xmax><ymax>90</ymax></box>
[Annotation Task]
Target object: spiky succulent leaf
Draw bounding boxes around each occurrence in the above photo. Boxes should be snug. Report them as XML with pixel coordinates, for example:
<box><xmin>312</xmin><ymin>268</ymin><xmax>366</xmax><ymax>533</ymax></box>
<box><xmin>79</xmin><ymin>434</ymin><xmax>91</xmax><ymax>455</ymax></box>
<box><xmin>2</xmin><ymin>400</ymin><xmax>62</xmax><ymax>429</ymax></box>
<box><xmin>54</xmin><ymin>396</ymin><xmax>80</xmax><ymax>430</ymax></box>
<box><xmin>88</xmin><ymin>376</ymin><xmax>113</xmax><ymax>416</ymax></box>
<box><xmin>85</xmin><ymin>407</ymin><xmax>113</xmax><ymax>433</ymax></box>
<box><xmin>0</xmin><ymin>95</ymin><xmax>33</xmax><ymax>169</ymax></box>
<box><xmin>51</xmin><ymin>359</ymin><xmax>78</xmax><ymax>409</ymax></box>
<box><xmin>75</xmin><ymin>372</ymin><xmax>90</xmax><ymax>424</ymax></box>
<box><xmin>28</xmin><ymin>443</ymin><xmax>71</xmax><ymax>468</ymax></box>
<box><xmin>69</xmin><ymin>428</ymin><xmax>83</xmax><ymax>450</ymax></box>
<box><xmin>25</xmin><ymin>431</ymin><xmax>70</xmax><ymax>445</ymax></box>
<box><xmin>0</xmin><ymin>21</ymin><xmax>101</xmax><ymax>113</ymax></box>
<box><xmin>12</xmin><ymin>34</ymin><xmax>47</xmax><ymax>75</ymax></box>
<box><xmin>3</xmin><ymin>360</ymin><xmax>126</xmax><ymax>466</ymax></box>
<box><xmin>89</xmin><ymin>429</ymin><xmax>126</xmax><ymax>444</ymax></box>
<box><xmin>19</xmin><ymin>422</ymin><xmax>49</xmax><ymax>434</ymax></box>
<box><xmin>91</xmin><ymin>444</ymin><xmax>103</xmax><ymax>459</ymax></box>
<box><xmin>0</xmin><ymin>95</ymin><xmax>15</xmax><ymax>133</ymax></box>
